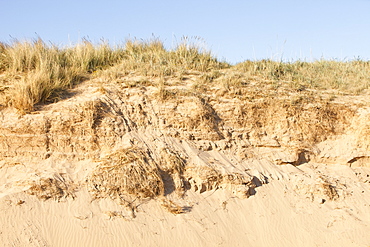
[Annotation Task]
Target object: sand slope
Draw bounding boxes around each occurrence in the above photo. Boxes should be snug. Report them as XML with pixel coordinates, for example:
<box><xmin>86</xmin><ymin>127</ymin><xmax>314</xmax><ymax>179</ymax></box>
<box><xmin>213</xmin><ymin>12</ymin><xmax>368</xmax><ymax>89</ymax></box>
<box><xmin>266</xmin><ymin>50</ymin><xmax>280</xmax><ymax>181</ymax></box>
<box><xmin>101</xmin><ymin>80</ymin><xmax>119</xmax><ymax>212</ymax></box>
<box><xmin>0</xmin><ymin>78</ymin><xmax>369</xmax><ymax>246</ymax></box>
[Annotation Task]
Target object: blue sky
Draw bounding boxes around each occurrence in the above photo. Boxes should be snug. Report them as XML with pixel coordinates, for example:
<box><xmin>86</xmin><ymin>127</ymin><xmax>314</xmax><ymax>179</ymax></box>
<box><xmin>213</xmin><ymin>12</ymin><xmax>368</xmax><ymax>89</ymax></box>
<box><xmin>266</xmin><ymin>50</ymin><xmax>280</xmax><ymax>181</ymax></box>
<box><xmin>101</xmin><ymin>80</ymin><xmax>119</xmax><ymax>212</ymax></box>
<box><xmin>1</xmin><ymin>0</ymin><xmax>370</xmax><ymax>64</ymax></box>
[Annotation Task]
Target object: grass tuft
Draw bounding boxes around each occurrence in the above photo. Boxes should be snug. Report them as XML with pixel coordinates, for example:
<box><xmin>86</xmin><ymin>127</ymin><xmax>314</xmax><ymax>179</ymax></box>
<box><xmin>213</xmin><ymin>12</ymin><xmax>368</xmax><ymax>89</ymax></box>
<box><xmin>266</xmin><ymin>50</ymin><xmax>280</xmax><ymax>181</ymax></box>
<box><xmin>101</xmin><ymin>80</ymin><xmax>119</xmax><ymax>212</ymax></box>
<box><xmin>87</xmin><ymin>147</ymin><xmax>164</xmax><ymax>203</ymax></box>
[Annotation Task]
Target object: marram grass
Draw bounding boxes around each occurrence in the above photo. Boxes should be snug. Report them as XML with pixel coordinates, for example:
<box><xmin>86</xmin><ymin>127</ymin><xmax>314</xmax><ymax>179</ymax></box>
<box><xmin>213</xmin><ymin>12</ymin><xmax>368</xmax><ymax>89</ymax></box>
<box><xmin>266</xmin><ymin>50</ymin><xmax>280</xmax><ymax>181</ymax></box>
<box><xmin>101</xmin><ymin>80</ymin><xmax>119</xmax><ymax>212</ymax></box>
<box><xmin>0</xmin><ymin>38</ymin><xmax>369</xmax><ymax>113</ymax></box>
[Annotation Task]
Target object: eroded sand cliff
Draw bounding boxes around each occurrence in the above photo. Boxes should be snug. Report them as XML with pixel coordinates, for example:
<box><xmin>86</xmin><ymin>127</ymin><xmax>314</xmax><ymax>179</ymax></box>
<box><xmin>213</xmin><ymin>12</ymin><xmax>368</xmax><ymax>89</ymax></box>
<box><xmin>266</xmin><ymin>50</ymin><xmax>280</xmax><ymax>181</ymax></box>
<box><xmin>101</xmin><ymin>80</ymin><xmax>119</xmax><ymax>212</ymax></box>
<box><xmin>0</xmin><ymin>74</ymin><xmax>369</xmax><ymax>246</ymax></box>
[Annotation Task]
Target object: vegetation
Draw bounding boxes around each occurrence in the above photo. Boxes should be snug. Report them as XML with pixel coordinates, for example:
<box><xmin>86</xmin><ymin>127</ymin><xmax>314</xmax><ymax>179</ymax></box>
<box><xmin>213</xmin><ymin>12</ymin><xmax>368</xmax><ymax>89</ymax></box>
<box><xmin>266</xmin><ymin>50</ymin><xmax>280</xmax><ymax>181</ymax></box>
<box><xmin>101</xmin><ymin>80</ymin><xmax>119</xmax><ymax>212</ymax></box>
<box><xmin>0</xmin><ymin>37</ymin><xmax>369</xmax><ymax>113</ymax></box>
<box><xmin>235</xmin><ymin>59</ymin><xmax>370</xmax><ymax>92</ymax></box>
<box><xmin>0</xmin><ymin>37</ymin><xmax>226</xmax><ymax>112</ymax></box>
<box><xmin>0</xmin><ymin>38</ymin><xmax>123</xmax><ymax>112</ymax></box>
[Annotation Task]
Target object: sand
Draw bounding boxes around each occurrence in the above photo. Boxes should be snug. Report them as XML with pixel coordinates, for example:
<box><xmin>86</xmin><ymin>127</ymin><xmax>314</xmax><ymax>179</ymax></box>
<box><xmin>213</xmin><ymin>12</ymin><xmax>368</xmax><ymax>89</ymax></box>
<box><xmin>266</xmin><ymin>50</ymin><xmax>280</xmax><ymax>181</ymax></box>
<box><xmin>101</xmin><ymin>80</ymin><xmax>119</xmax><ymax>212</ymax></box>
<box><xmin>0</xmin><ymin>77</ymin><xmax>369</xmax><ymax>246</ymax></box>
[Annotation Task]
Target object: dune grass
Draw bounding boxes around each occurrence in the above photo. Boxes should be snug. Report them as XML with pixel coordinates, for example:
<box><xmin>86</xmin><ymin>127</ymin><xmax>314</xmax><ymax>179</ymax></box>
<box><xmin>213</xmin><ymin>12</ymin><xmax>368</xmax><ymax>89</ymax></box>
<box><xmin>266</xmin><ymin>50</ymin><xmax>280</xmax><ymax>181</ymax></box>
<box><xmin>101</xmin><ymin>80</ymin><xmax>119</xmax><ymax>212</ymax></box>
<box><xmin>235</xmin><ymin>59</ymin><xmax>370</xmax><ymax>93</ymax></box>
<box><xmin>0</xmin><ymin>37</ymin><xmax>369</xmax><ymax>113</ymax></box>
<box><xmin>0</xmin><ymin>37</ymin><xmax>226</xmax><ymax>112</ymax></box>
<box><xmin>0</xmin><ymin>38</ymin><xmax>124</xmax><ymax>112</ymax></box>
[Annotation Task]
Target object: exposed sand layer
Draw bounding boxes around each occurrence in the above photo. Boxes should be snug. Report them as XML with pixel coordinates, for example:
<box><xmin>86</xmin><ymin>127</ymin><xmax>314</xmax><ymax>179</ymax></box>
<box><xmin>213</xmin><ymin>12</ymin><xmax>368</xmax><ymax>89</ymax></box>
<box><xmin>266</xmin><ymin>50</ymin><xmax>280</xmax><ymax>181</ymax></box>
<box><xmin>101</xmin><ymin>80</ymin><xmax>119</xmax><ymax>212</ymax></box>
<box><xmin>0</xmin><ymin>77</ymin><xmax>369</xmax><ymax>246</ymax></box>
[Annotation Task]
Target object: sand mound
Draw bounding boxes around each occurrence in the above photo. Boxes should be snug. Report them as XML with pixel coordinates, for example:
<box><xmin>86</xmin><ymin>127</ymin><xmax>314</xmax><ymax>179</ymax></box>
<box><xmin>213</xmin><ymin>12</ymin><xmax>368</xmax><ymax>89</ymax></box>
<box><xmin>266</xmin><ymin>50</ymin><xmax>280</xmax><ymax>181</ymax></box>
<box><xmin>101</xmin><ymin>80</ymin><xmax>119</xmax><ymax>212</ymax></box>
<box><xmin>0</xmin><ymin>78</ymin><xmax>369</xmax><ymax>246</ymax></box>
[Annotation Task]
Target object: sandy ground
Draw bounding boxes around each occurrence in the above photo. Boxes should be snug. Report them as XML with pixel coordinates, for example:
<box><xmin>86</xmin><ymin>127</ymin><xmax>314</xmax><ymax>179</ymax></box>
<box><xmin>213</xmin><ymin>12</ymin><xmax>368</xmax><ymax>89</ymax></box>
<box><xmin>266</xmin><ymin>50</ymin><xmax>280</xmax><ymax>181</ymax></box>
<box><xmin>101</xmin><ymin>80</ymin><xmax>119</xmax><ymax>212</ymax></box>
<box><xmin>1</xmin><ymin>160</ymin><xmax>369</xmax><ymax>247</ymax></box>
<box><xmin>0</xmin><ymin>79</ymin><xmax>370</xmax><ymax>246</ymax></box>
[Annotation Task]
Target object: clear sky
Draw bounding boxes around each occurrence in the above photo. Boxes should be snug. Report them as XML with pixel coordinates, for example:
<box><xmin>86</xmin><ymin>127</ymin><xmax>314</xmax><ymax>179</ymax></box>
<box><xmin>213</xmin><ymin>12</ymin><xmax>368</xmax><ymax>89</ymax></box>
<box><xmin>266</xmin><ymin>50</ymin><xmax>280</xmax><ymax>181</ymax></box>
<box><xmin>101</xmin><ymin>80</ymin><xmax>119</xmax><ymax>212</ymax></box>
<box><xmin>1</xmin><ymin>0</ymin><xmax>370</xmax><ymax>64</ymax></box>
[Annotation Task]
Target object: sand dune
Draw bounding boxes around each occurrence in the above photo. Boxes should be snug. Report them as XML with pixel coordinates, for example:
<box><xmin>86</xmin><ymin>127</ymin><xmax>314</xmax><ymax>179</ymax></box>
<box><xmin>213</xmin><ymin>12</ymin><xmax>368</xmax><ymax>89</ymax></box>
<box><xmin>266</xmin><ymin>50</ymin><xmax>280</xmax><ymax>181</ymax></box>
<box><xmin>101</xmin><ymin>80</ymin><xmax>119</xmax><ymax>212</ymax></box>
<box><xmin>0</xmin><ymin>76</ymin><xmax>369</xmax><ymax>246</ymax></box>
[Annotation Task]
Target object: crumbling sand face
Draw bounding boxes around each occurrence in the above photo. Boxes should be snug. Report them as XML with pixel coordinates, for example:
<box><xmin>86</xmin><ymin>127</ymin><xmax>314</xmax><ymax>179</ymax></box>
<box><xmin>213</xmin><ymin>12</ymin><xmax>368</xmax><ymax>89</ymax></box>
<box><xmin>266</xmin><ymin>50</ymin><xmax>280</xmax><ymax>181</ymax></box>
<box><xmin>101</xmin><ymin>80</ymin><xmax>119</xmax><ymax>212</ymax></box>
<box><xmin>0</xmin><ymin>77</ymin><xmax>370</xmax><ymax>247</ymax></box>
<box><xmin>0</xmin><ymin>77</ymin><xmax>368</xmax><ymax>210</ymax></box>
<box><xmin>85</xmin><ymin>144</ymin><xmax>258</xmax><ymax>212</ymax></box>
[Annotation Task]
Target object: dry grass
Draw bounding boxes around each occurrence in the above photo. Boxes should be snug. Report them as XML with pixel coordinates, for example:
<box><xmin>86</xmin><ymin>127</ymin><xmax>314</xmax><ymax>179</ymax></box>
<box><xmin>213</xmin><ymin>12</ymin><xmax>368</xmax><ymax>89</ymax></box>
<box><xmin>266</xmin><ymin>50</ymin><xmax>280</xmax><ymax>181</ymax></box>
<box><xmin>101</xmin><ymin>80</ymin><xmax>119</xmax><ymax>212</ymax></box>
<box><xmin>1</xmin><ymin>37</ymin><xmax>369</xmax><ymax>113</ymax></box>
<box><xmin>117</xmin><ymin>37</ymin><xmax>228</xmax><ymax>77</ymax></box>
<box><xmin>25</xmin><ymin>174</ymin><xmax>76</xmax><ymax>201</ymax></box>
<box><xmin>320</xmin><ymin>182</ymin><xmax>339</xmax><ymax>201</ymax></box>
<box><xmin>160</xmin><ymin>199</ymin><xmax>186</xmax><ymax>214</ymax></box>
<box><xmin>0</xmin><ymin>38</ymin><xmax>122</xmax><ymax>112</ymax></box>
<box><xmin>0</xmin><ymin>37</ymin><xmax>226</xmax><ymax>113</ymax></box>
<box><xmin>235</xmin><ymin>59</ymin><xmax>370</xmax><ymax>93</ymax></box>
<box><xmin>87</xmin><ymin>147</ymin><xmax>164</xmax><ymax>203</ymax></box>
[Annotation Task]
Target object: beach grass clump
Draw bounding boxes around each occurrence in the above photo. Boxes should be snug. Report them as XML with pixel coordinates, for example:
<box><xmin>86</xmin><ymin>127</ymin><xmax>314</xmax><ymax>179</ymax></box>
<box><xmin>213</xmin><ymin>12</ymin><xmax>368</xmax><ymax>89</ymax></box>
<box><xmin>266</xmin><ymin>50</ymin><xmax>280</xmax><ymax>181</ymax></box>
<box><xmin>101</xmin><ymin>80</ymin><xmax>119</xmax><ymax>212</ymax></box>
<box><xmin>0</xmin><ymin>38</ymin><xmax>124</xmax><ymax>112</ymax></box>
<box><xmin>87</xmin><ymin>147</ymin><xmax>164</xmax><ymax>203</ymax></box>
<box><xmin>116</xmin><ymin>37</ymin><xmax>228</xmax><ymax>77</ymax></box>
